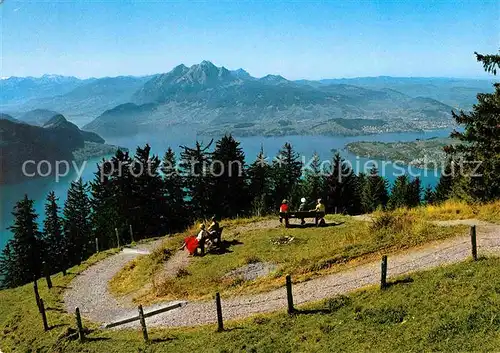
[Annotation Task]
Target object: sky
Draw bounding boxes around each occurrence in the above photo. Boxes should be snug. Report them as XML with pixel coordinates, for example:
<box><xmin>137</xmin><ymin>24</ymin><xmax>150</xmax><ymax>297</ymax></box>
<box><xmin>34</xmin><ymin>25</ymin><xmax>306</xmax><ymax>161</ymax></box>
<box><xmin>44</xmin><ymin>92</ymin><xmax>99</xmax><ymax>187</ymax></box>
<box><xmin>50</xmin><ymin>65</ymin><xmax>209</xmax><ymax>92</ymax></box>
<box><xmin>1</xmin><ymin>0</ymin><xmax>499</xmax><ymax>79</ymax></box>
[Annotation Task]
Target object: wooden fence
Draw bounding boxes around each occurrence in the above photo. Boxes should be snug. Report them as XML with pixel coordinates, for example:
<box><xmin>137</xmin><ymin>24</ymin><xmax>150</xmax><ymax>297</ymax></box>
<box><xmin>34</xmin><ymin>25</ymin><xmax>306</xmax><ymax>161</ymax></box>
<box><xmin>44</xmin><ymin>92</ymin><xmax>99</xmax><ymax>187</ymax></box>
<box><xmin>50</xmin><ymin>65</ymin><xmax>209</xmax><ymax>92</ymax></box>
<box><xmin>34</xmin><ymin>225</ymin><xmax>482</xmax><ymax>344</ymax></box>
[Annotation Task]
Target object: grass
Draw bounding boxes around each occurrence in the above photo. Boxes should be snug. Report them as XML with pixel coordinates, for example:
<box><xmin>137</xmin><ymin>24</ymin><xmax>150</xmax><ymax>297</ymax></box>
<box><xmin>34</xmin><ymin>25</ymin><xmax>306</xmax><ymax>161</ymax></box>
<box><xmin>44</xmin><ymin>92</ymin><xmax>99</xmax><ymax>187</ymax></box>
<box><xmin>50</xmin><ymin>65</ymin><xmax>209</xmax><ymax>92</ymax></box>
<box><xmin>0</xmin><ymin>249</ymin><xmax>120</xmax><ymax>352</ymax></box>
<box><xmin>112</xmin><ymin>213</ymin><xmax>465</xmax><ymax>303</ymax></box>
<box><xmin>108</xmin><ymin>246</ymin><xmax>173</xmax><ymax>297</ymax></box>
<box><xmin>108</xmin><ymin>216</ymin><xmax>276</xmax><ymax>298</ymax></box>
<box><xmin>1</xmin><ymin>255</ymin><xmax>500</xmax><ymax>352</ymax></box>
<box><xmin>406</xmin><ymin>199</ymin><xmax>500</xmax><ymax>223</ymax></box>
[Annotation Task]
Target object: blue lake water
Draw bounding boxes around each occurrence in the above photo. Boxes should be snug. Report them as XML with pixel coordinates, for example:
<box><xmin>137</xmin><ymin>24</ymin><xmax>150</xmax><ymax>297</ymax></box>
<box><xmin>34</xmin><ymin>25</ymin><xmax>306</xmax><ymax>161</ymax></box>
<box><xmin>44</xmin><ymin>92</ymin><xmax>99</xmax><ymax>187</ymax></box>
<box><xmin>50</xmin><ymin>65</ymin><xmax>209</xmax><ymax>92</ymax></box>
<box><xmin>0</xmin><ymin>128</ymin><xmax>451</xmax><ymax>251</ymax></box>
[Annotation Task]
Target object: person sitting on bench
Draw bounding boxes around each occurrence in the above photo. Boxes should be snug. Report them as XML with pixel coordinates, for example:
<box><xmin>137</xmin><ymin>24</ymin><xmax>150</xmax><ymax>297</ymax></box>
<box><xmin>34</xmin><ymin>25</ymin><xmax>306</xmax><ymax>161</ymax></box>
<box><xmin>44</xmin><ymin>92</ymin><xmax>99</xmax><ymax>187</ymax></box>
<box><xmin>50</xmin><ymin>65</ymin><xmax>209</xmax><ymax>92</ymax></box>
<box><xmin>195</xmin><ymin>223</ymin><xmax>209</xmax><ymax>254</ymax></box>
<box><xmin>208</xmin><ymin>215</ymin><xmax>222</xmax><ymax>245</ymax></box>
<box><xmin>208</xmin><ymin>215</ymin><xmax>220</xmax><ymax>234</ymax></box>
<box><xmin>299</xmin><ymin>197</ymin><xmax>307</xmax><ymax>225</ymax></box>
<box><xmin>314</xmin><ymin>198</ymin><xmax>326</xmax><ymax>226</ymax></box>
<box><xmin>279</xmin><ymin>199</ymin><xmax>289</xmax><ymax>223</ymax></box>
<box><xmin>197</xmin><ymin>223</ymin><xmax>208</xmax><ymax>241</ymax></box>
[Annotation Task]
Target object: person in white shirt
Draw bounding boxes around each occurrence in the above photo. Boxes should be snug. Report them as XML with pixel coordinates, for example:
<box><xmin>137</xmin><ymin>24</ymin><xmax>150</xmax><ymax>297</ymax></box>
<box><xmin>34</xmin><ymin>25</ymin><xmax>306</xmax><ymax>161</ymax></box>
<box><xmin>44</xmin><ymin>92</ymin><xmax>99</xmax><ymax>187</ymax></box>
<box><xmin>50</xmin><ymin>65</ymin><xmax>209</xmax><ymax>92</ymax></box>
<box><xmin>197</xmin><ymin>223</ymin><xmax>207</xmax><ymax>241</ymax></box>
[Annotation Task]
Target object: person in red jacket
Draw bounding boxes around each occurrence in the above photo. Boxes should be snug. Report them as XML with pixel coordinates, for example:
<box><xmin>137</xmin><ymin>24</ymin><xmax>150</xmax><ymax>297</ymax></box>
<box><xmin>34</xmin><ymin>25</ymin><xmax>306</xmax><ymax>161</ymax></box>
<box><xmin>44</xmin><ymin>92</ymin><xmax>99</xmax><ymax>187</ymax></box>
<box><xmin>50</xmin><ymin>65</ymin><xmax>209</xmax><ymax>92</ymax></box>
<box><xmin>279</xmin><ymin>199</ymin><xmax>289</xmax><ymax>224</ymax></box>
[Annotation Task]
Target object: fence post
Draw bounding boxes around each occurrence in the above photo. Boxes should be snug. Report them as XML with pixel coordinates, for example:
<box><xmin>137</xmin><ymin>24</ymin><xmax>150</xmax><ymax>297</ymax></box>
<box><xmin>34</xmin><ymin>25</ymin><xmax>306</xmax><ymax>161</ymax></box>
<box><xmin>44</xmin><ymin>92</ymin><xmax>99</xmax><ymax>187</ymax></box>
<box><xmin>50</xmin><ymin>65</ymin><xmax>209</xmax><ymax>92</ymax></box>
<box><xmin>43</xmin><ymin>261</ymin><xmax>52</xmax><ymax>289</ymax></box>
<box><xmin>34</xmin><ymin>279</ymin><xmax>41</xmax><ymax>312</ymax></box>
<box><xmin>75</xmin><ymin>307</ymin><xmax>85</xmax><ymax>342</ymax></box>
<box><xmin>95</xmin><ymin>237</ymin><xmax>99</xmax><ymax>253</ymax></box>
<box><xmin>381</xmin><ymin>255</ymin><xmax>388</xmax><ymax>290</ymax></box>
<box><xmin>215</xmin><ymin>292</ymin><xmax>224</xmax><ymax>332</ymax></box>
<box><xmin>138</xmin><ymin>305</ymin><xmax>149</xmax><ymax>343</ymax></box>
<box><xmin>129</xmin><ymin>224</ymin><xmax>135</xmax><ymax>243</ymax></box>
<box><xmin>40</xmin><ymin>299</ymin><xmax>49</xmax><ymax>331</ymax></box>
<box><xmin>286</xmin><ymin>274</ymin><xmax>294</xmax><ymax>314</ymax></box>
<box><xmin>470</xmin><ymin>225</ymin><xmax>478</xmax><ymax>261</ymax></box>
<box><xmin>115</xmin><ymin>228</ymin><xmax>120</xmax><ymax>248</ymax></box>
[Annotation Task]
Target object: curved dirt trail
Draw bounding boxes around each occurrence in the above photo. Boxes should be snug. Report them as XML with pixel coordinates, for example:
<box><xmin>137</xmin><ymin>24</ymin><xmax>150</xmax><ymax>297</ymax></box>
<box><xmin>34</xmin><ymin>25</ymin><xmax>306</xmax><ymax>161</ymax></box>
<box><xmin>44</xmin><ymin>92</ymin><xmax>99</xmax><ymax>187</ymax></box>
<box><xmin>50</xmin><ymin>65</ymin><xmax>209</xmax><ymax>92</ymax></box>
<box><xmin>64</xmin><ymin>219</ymin><xmax>500</xmax><ymax>328</ymax></box>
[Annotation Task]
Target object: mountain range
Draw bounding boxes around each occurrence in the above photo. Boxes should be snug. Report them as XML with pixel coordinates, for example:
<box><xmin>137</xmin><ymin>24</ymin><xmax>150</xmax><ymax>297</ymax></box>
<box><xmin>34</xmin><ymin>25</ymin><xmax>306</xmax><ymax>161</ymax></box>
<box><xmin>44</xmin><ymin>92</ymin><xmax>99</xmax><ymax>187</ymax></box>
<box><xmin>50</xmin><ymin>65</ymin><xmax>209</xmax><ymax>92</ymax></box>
<box><xmin>1</xmin><ymin>61</ymin><xmax>495</xmax><ymax>138</ymax></box>
<box><xmin>0</xmin><ymin>114</ymin><xmax>120</xmax><ymax>184</ymax></box>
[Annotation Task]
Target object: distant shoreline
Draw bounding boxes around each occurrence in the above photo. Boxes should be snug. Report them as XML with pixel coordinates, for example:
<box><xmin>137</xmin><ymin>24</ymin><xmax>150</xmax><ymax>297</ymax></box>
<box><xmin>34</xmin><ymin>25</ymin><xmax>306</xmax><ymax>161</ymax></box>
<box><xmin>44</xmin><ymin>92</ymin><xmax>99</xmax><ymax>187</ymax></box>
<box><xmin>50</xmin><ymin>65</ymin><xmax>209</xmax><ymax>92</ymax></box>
<box><xmin>344</xmin><ymin>137</ymin><xmax>457</xmax><ymax>169</ymax></box>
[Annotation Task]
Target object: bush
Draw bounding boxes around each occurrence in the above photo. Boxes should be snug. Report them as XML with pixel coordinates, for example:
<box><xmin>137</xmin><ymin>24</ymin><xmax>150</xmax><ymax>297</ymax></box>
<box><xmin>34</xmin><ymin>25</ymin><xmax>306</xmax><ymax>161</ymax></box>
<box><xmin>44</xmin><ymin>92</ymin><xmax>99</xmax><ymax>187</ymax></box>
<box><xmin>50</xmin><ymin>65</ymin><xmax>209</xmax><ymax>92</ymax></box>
<box><xmin>370</xmin><ymin>212</ymin><xmax>415</xmax><ymax>233</ymax></box>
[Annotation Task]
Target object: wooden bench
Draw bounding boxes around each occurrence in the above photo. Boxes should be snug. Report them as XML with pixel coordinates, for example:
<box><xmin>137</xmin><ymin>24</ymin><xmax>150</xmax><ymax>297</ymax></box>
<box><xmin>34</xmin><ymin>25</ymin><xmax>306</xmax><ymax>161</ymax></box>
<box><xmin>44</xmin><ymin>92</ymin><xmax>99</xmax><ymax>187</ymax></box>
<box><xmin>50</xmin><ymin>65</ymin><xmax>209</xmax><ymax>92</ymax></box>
<box><xmin>279</xmin><ymin>211</ymin><xmax>326</xmax><ymax>228</ymax></box>
<box><xmin>199</xmin><ymin>227</ymin><xmax>224</xmax><ymax>255</ymax></box>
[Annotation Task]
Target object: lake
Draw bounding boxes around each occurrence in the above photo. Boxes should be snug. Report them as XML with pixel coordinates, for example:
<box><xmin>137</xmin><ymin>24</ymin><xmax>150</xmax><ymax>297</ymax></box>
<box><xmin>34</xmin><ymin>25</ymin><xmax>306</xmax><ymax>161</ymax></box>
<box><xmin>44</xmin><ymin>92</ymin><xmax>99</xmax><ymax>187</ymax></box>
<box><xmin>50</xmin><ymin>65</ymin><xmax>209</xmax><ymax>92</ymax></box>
<box><xmin>0</xmin><ymin>128</ymin><xmax>452</xmax><ymax>251</ymax></box>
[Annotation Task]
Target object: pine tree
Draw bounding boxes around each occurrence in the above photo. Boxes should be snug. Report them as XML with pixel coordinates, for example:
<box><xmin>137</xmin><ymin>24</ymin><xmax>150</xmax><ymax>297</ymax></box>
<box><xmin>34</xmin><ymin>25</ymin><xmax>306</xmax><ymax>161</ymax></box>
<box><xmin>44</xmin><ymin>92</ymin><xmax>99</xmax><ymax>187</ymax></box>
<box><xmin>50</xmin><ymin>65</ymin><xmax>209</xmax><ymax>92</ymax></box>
<box><xmin>445</xmin><ymin>51</ymin><xmax>500</xmax><ymax>201</ymax></box>
<box><xmin>272</xmin><ymin>143</ymin><xmax>302</xmax><ymax>207</ymax></box>
<box><xmin>302</xmin><ymin>152</ymin><xmax>325</xmax><ymax>206</ymax></box>
<box><xmin>130</xmin><ymin>144</ymin><xmax>166</xmax><ymax>238</ymax></box>
<box><xmin>110</xmin><ymin>149</ymin><xmax>135</xmax><ymax>244</ymax></box>
<box><xmin>361</xmin><ymin>167</ymin><xmax>389</xmax><ymax>213</ymax></box>
<box><xmin>63</xmin><ymin>179</ymin><xmax>91</xmax><ymax>266</ymax></box>
<box><xmin>0</xmin><ymin>243</ymin><xmax>17</xmax><ymax>289</ymax></box>
<box><xmin>41</xmin><ymin>191</ymin><xmax>65</xmax><ymax>274</ymax></box>
<box><xmin>424</xmin><ymin>185</ymin><xmax>436</xmax><ymax>204</ymax></box>
<box><xmin>475</xmin><ymin>51</ymin><xmax>500</xmax><ymax>75</ymax></box>
<box><xmin>353</xmin><ymin>172</ymin><xmax>367</xmax><ymax>215</ymax></box>
<box><xmin>0</xmin><ymin>195</ymin><xmax>42</xmax><ymax>287</ymax></box>
<box><xmin>248</xmin><ymin>146</ymin><xmax>274</xmax><ymax>216</ymax></box>
<box><xmin>180</xmin><ymin>140</ymin><xmax>214</xmax><ymax>219</ymax></box>
<box><xmin>324</xmin><ymin>152</ymin><xmax>360</xmax><ymax>214</ymax></box>
<box><xmin>90</xmin><ymin>159</ymin><xmax>118</xmax><ymax>250</ymax></box>
<box><xmin>407</xmin><ymin>177</ymin><xmax>422</xmax><ymax>207</ymax></box>
<box><xmin>162</xmin><ymin>148</ymin><xmax>189</xmax><ymax>232</ymax></box>
<box><xmin>434</xmin><ymin>161</ymin><xmax>454</xmax><ymax>202</ymax></box>
<box><xmin>388</xmin><ymin>175</ymin><xmax>410</xmax><ymax>209</ymax></box>
<box><xmin>211</xmin><ymin>135</ymin><xmax>248</xmax><ymax>218</ymax></box>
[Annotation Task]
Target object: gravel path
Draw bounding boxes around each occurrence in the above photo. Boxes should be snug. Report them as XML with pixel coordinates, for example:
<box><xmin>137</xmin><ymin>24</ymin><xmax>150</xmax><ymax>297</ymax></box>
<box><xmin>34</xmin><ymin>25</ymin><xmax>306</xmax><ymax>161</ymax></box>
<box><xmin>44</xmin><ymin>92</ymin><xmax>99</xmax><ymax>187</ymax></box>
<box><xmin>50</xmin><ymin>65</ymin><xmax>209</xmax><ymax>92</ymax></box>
<box><xmin>155</xmin><ymin>250</ymin><xmax>191</xmax><ymax>282</ymax></box>
<box><xmin>64</xmin><ymin>218</ymin><xmax>500</xmax><ymax>329</ymax></box>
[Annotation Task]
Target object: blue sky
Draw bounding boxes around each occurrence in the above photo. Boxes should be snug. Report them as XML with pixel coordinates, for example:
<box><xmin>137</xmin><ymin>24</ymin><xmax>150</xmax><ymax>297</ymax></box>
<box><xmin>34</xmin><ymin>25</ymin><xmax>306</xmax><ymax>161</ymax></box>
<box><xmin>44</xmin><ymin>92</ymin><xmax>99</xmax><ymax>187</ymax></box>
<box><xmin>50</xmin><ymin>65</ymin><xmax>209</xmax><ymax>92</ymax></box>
<box><xmin>1</xmin><ymin>0</ymin><xmax>499</xmax><ymax>79</ymax></box>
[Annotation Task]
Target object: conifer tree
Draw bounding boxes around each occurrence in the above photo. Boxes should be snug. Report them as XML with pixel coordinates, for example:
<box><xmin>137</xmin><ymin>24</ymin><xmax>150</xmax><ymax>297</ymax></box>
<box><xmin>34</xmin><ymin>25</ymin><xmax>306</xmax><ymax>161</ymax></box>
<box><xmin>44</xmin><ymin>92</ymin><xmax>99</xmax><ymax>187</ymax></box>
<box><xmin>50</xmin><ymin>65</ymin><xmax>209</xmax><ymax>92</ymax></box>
<box><xmin>445</xmin><ymin>51</ymin><xmax>500</xmax><ymax>200</ymax></box>
<box><xmin>130</xmin><ymin>144</ymin><xmax>166</xmax><ymax>238</ymax></box>
<box><xmin>0</xmin><ymin>195</ymin><xmax>42</xmax><ymax>287</ymax></box>
<box><xmin>162</xmin><ymin>148</ymin><xmax>188</xmax><ymax>232</ymax></box>
<box><xmin>324</xmin><ymin>152</ymin><xmax>359</xmax><ymax>214</ymax></box>
<box><xmin>41</xmin><ymin>191</ymin><xmax>65</xmax><ymax>274</ymax></box>
<box><xmin>211</xmin><ymin>135</ymin><xmax>248</xmax><ymax>218</ymax></box>
<box><xmin>475</xmin><ymin>51</ymin><xmax>500</xmax><ymax>75</ymax></box>
<box><xmin>388</xmin><ymin>175</ymin><xmax>410</xmax><ymax>209</ymax></box>
<box><xmin>63</xmin><ymin>179</ymin><xmax>91</xmax><ymax>265</ymax></box>
<box><xmin>90</xmin><ymin>159</ymin><xmax>117</xmax><ymax>250</ymax></box>
<box><xmin>272</xmin><ymin>143</ymin><xmax>302</xmax><ymax>207</ymax></box>
<box><xmin>361</xmin><ymin>167</ymin><xmax>389</xmax><ymax>213</ymax></box>
<box><xmin>434</xmin><ymin>161</ymin><xmax>454</xmax><ymax>202</ymax></box>
<box><xmin>248</xmin><ymin>146</ymin><xmax>274</xmax><ymax>216</ymax></box>
<box><xmin>407</xmin><ymin>177</ymin><xmax>422</xmax><ymax>207</ymax></box>
<box><xmin>180</xmin><ymin>140</ymin><xmax>214</xmax><ymax>219</ymax></box>
<box><xmin>424</xmin><ymin>185</ymin><xmax>436</xmax><ymax>205</ymax></box>
<box><xmin>353</xmin><ymin>172</ymin><xmax>367</xmax><ymax>214</ymax></box>
<box><xmin>0</xmin><ymin>244</ymin><xmax>17</xmax><ymax>288</ymax></box>
<box><xmin>302</xmin><ymin>152</ymin><xmax>325</xmax><ymax>206</ymax></box>
<box><xmin>110</xmin><ymin>149</ymin><xmax>135</xmax><ymax>244</ymax></box>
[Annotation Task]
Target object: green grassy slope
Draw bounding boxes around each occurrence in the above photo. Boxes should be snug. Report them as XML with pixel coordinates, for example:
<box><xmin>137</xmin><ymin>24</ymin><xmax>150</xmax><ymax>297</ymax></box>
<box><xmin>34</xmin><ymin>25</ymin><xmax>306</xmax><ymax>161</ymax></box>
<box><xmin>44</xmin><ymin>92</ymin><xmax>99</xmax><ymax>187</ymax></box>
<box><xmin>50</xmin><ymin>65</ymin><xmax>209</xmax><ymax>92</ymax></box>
<box><xmin>1</xmin><ymin>256</ymin><xmax>499</xmax><ymax>352</ymax></box>
<box><xmin>110</xmin><ymin>215</ymin><xmax>463</xmax><ymax>303</ymax></box>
